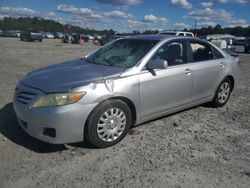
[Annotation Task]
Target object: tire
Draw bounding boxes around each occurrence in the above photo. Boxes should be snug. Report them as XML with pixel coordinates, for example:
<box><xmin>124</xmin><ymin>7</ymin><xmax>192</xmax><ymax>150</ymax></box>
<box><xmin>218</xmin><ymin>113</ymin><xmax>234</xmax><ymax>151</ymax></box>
<box><xmin>211</xmin><ymin>78</ymin><xmax>232</xmax><ymax>107</ymax></box>
<box><xmin>85</xmin><ymin>100</ymin><xmax>132</xmax><ymax>148</ymax></box>
<box><xmin>245</xmin><ymin>47</ymin><xmax>249</xmax><ymax>53</ymax></box>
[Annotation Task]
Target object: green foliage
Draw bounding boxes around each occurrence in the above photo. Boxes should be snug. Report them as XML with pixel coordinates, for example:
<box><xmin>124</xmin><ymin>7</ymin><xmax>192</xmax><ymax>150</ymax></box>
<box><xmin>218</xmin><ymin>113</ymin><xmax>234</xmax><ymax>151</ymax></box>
<box><xmin>0</xmin><ymin>17</ymin><xmax>115</xmax><ymax>35</ymax></box>
<box><xmin>190</xmin><ymin>24</ymin><xmax>250</xmax><ymax>37</ymax></box>
<box><xmin>0</xmin><ymin>17</ymin><xmax>249</xmax><ymax>37</ymax></box>
<box><xmin>142</xmin><ymin>30</ymin><xmax>158</xmax><ymax>34</ymax></box>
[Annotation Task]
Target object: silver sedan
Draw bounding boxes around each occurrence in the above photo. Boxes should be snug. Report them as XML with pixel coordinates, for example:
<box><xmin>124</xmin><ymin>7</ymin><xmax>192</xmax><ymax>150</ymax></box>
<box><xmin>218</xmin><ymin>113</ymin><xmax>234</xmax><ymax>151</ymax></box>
<box><xmin>14</xmin><ymin>35</ymin><xmax>240</xmax><ymax>147</ymax></box>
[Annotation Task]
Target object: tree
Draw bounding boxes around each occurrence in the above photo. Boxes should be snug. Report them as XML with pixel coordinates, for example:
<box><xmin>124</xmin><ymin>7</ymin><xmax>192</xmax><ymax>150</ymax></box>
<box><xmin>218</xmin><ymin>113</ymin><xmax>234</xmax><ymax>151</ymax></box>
<box><xmin>0</xmin><ymin>17</ymin><xmax>250</xmax><ymax>37</ymax></box>
<box><xmin>213</xmin><ymin>24</ymin><xmax>222</xmax><ymax>34</ymax></box>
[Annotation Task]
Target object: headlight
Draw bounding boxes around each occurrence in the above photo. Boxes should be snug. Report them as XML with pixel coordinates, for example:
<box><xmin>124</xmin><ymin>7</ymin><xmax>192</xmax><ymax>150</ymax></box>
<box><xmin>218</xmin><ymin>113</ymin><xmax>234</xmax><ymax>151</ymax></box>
<box><xmin>32</xmin><ymin>92</ymin><xmax>86</xmax><ymax>108</ymax></box>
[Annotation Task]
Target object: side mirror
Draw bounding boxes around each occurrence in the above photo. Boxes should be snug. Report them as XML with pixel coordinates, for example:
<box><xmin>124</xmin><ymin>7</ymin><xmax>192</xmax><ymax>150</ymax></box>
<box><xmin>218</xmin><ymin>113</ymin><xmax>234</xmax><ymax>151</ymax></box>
<box><xmin>147</xmin><ymin>59</ymin><xmax>168</xmax><ymax>70</ymax></box>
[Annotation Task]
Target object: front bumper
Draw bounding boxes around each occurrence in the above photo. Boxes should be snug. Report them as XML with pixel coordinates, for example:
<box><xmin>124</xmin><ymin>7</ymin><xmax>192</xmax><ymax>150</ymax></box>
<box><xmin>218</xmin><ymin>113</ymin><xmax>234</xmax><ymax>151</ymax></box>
<box><xmin>13</xmin><ymin>83</ymin><xmax>97</xmax><ymax>144</ymax></box>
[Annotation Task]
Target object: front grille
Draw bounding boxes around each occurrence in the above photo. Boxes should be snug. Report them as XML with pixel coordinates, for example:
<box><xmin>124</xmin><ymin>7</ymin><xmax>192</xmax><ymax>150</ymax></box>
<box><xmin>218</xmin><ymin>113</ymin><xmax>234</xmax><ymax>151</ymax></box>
<box><xmin>43</xmin><ymin>128</ymin><xmax>56</xmax><ymax>138</ymax></box>
<box><xmin>15</xmin><ymin>91</ymin><xmax>37</xmax><ymax>105</ymax></box>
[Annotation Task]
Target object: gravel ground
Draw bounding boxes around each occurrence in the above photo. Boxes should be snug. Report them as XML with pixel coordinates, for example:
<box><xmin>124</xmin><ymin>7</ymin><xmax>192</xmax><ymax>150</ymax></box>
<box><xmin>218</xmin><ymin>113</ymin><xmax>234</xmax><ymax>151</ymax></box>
<box><xmin>0</xmin><ymin>38</ymin><xmax>249</xmax><ymax>188</ymax></box>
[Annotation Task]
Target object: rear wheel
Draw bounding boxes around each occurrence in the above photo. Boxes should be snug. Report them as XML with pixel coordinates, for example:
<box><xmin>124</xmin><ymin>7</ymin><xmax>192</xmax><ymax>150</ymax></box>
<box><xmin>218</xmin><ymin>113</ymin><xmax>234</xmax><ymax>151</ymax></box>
<box><xmin>85</xmin><ymin>100</ymin><xmax>132</xmax><ymax>148</ymax></box>
<box><xmin>245</xmin><ymin>47</ymin><xmax>249</xmax><ymax>53</ymax></box>
<box><xmin>211</xmin><ymin>78</ymin><xmax>232</xmax><ymax>107</ymax></box>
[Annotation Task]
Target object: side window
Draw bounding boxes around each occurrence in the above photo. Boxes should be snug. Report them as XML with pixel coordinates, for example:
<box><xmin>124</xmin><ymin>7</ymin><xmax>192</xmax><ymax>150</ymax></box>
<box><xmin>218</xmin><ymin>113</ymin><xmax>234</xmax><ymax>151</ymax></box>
<box><xmin>178</xmin><ymin>33</ymin><xmax>184</xmax><ymax>36</ymax></box>
<box><xmin>152</xmin><ymin>40</ymin><xmax>187</xmax><ymax>66</ymax></box>
<box><xmin>186</xmin><ymin>33</ymin><xmax>193</xmax><ymax>37</ymax></box>
<box><xmin>190</xmin><ymin>41</ymin><xmax>213</xmax><ymax>62</ymax></box>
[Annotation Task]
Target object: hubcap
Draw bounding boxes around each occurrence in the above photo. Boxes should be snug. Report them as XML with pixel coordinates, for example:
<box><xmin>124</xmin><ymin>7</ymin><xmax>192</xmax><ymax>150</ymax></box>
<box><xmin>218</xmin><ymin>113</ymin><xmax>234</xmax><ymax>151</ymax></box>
<box><xmin>97</xmin><ymin>108</ymin><xmax>126</xmax><ymax>142</ymax></box>
<box><xmin>218</xmin><ymin>82</ymin><xmax>230</xmax><ymax>104</ymax></box>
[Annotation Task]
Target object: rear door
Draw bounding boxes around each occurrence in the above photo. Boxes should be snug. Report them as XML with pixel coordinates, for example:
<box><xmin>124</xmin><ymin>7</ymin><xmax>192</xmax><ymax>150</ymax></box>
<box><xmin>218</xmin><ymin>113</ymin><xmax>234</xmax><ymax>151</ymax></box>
<box><xmin>187</xmin><ymin>39</ymin><xmax>226</xmax><ymax>102</ymax></box>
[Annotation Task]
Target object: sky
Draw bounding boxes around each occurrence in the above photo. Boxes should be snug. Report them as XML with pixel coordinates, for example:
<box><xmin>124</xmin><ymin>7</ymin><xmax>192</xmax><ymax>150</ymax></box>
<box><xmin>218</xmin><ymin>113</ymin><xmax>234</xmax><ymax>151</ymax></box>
<box><xmin>0</xmin><ymin>0</ymin><xmax>249</xmax><ymax>32</ymax></box>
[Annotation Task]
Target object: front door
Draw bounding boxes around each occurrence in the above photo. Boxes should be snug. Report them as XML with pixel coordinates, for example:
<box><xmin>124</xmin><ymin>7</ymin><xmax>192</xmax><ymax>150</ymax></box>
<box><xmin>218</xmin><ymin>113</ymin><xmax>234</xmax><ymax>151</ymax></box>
<box><xmin>139</xmin><ymin>39</ymin><xmax>193</xmax><ymax>119</ymax></box>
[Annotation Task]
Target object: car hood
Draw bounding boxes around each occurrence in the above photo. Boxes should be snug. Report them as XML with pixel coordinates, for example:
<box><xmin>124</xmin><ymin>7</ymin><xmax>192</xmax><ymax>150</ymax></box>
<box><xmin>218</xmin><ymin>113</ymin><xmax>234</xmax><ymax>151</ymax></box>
<box><xmin>21</xmin><ymin>59</ymin><xmax>126</xmax><ymax>93</ymax></box>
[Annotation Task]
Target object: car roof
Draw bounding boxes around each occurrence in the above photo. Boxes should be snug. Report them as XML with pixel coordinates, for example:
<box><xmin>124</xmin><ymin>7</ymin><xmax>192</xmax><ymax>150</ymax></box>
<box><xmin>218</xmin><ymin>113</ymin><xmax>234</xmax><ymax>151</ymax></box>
<box><xmin>124</xmin><ymin>34</ymin><xmax>181</xmax><ymax>41</ymax></box>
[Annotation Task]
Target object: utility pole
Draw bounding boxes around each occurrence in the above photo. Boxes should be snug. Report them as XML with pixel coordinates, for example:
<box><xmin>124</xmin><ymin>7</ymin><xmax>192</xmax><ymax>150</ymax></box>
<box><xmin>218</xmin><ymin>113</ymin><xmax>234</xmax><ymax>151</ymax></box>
<box><xmin>194</xmin><ymin>19</ymin><xmax>197</xmax><ymax>37</ymax></box>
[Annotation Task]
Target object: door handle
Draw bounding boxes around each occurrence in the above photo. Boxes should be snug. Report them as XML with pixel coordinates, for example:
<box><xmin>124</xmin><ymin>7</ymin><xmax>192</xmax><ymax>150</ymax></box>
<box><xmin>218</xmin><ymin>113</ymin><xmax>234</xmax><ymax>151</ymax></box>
<box><xmin>184</xmin><ymin>69</ymin><xmax>192</xmax><ymax>75</ymax></box>
<box><xmin>220</xmin><ymin>62</ymin><xmax>226</xmax><ymax>67</ymax></box>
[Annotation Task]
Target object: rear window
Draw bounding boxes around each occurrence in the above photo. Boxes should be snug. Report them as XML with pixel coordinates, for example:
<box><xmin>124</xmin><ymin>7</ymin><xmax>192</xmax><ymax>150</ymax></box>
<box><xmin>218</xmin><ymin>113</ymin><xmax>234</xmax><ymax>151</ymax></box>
<box><xmin>190</xmin><ymin>41</ymin><xmax>213</xmax><ymax>62</ymax></box>
<box><xmin>186</xmin><ymin>33</ymin><xmax>193</xmax><ymax>37</ymax></box>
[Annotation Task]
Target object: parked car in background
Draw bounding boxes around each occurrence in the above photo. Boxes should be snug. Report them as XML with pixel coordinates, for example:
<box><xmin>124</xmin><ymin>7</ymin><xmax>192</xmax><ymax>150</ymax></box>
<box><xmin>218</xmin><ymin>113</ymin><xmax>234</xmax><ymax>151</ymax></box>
<box><xmin>2</xmin><ymin>30</ymin><xmax>21</xmax><ymax>37</ymax></box>
<box><xmin>63</xmin><ymin>33</ymin><xmax>73</xmax><ymax>43</ymax></box>
<box><xmin>207</xmin><ymin>34</ymin><xmax>235</xmax><ymax>47</ymax></box>
<box><xmin>20</xmin><ymin>29</ymin><xmax>43</xmax><ymax>42</ymax></box>
<box><xmin>98</xmin><ymin>33</ymin><xmax>126</xmax><ymax>46</ymax></box>
<box><xmin>233</xmin><ymin>37</ymin><xmax>246</xmax><ymax>46</ymax></box>
<box><xmin>16</xmin><ymin>31</ymin><xmax>21</xmax><ymax>38</ymax></box>
<box><xmin>159</xmin><ymin>31</ymin><xmax>194</xmax><ymax>37</ymax></box>
<box><xmin>46</xmin><ymin>32</ymin><xmax>55</xmax><ymax>39</ymax></box>
<box><xmin>94</xmin><ymin>34</ymin><xmax>102</xmax><ymax>40</ymax></box>
<box><xmin>244</xmin><ymin>38</ymin><xmax>250</xmax><ymax>53</ymax></box>
<box><xmin>39</xmin><ymin>31</ymin><xmax>46</xmax><ymax>38</ymax></box>
<box><xmin>99</xmin><ymin>35</ymin><xmax>122</xmax><ymax>46</ymax></box>
<box><xmin>80</xmin><ymin>34</ymin><xmax>89</xmax><ymax>43</ymax></box>
<box><xmin>2</xmin><ymin>30</ymin><xmax>11</xmax><ymax>37</ymax></box>
<box><xmin>87</xmin><ymin>35</ymin><xmax>94</xmax><ymax>40</ymax></box>
<box><xmin>62</xmin><ymin>33</ymin><xmax>81</xmax><ymax>44</ymax></box>
<box><xmin>0</xmin><ymin>30</ymin><xmax>3</xmax><ymax>37</ymax></box>
<box><xmin>71</xmin><ymin>33</ymin><xmax>80</xmax><ymax>44</ymax></box>
<box><xmin>14</xmin><ymin>35</ymin><xmax>240</xmax><ymax>148</ymax></box>
<box><xmin>54</xmin><ymin>32</ymin><xmax>64</xmax><ymax>39</ymax></box>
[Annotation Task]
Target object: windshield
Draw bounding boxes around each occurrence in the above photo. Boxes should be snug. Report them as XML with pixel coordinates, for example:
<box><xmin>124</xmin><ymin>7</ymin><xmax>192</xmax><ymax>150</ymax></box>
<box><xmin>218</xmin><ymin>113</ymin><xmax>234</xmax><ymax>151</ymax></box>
<box><xmin>86</xmin><ymin>39</ymin><xmax>158</xmax><ymax>68</ymax></box>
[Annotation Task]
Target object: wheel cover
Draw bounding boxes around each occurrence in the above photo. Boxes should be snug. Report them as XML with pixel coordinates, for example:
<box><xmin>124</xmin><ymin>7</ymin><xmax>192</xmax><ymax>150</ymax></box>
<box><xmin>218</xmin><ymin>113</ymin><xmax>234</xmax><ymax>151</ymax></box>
<box><xmin>218</xmin><ymin>82</ymin><xmax>230</xmax><ymax>104</ymax></box>
<box><xmin>97</xmin><ymin>108</ymin><xmax>126</xmax><ymax>142</ymax></box>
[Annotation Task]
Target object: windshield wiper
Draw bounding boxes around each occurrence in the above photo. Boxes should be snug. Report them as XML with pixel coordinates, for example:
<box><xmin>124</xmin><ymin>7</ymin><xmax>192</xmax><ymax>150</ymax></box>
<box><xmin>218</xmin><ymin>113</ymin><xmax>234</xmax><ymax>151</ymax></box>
<box><xmin>83</xmin><ymin>57</ymin><xmax>96</xmax><ymax>64</ymax></box>
<box><xmin>103</xmin><ymin>59</ymin><xmax>115</xmax><ymax>66</ymax></box>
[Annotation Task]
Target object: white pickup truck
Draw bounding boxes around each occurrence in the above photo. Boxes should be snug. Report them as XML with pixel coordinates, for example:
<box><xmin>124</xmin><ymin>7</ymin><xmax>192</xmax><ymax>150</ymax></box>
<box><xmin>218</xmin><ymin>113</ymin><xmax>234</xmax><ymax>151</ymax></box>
<box><xmin>159</xmin><ymin>31</ymin><xmax>194</xmax><ymax>37</ymax></box>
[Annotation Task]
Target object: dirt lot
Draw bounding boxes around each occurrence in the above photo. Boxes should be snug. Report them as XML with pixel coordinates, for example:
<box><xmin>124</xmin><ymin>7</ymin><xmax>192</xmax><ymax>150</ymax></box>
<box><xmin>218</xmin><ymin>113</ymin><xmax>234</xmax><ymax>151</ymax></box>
<box><xmin>0</xmin><ymin>38</ymin><xmax>249</xmax><ymax>188</ymax></box>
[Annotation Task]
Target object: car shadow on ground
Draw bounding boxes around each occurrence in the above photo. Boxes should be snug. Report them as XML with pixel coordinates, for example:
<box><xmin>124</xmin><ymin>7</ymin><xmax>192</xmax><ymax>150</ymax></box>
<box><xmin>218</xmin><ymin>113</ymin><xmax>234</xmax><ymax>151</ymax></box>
<box><xmin>68</xmin><ymin>141</ymin><xmax>96</xmax><ymax>149</ymax></box>
<box><xmin>0</xmin><ymin>102</ymin><xmax>214</xmax><ymax>152</ymax></box>
<box><xmin>0</xmin><ymin>103</ymin><xmax>69</xmax><ymax>153</ymax></box>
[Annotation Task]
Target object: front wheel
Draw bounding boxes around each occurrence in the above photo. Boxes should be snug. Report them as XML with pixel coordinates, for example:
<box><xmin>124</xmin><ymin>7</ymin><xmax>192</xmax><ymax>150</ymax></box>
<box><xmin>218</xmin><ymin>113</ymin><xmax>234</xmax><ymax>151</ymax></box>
<box><xmin>85</xmin><ymin>100</ymin><xmax>132</xmax><ymax>148</ymax></box>
<box><xmin>211</xmin><ymin>78</ymin><xmax>232</xmax><ymax>107</ymax></box>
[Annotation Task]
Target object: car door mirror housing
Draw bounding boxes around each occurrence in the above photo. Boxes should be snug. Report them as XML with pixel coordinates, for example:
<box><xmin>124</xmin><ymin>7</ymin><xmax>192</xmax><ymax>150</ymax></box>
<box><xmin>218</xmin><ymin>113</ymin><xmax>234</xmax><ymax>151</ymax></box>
<box><xmin>147</xmin><ymin>59</ymin><xmax>168</xmax><ymax>70</ymax></box>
